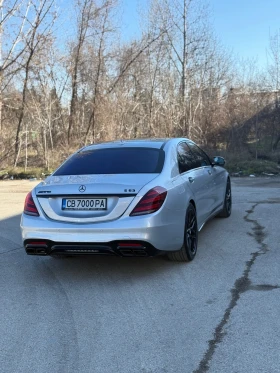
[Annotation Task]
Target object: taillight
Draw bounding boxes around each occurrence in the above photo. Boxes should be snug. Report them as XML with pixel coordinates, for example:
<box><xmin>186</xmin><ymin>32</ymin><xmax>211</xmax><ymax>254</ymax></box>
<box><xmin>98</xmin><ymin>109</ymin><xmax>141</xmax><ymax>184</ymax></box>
<box><xmin>24</xmin><ymin>192</ymin><xmax>39</xmax><ymax>216</ymax></box>
<box><xmin>130</xmin><ymin>187</ymin><xmax>167</xmax><ymax>216</ymax></box>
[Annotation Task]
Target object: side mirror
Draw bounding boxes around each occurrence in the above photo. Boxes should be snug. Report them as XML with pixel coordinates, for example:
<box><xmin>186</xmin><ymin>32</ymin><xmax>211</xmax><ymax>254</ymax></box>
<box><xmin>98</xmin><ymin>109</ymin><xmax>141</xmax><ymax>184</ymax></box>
<box><xmin>212</xmin><ymin>156</ymin><xmax>225</xmax><ymax>167</ymax></box>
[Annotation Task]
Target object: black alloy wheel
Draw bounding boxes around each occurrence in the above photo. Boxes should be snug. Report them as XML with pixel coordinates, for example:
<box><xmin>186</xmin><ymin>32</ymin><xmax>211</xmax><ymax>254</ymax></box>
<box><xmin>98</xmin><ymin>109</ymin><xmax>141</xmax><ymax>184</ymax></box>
<box><xmin>168</xmin><ymin>203</ymin><xmax>198</xmax><ymax>262</ymax></box>
<box><xmin>218</xmin><ymin>178</ymin><xmax>232</xmax><ymax>218</ymax></box>
<box><xmin>185</xmin><ymin>204</ymin><xmax>198</xmax><ymax>260</ymax></box>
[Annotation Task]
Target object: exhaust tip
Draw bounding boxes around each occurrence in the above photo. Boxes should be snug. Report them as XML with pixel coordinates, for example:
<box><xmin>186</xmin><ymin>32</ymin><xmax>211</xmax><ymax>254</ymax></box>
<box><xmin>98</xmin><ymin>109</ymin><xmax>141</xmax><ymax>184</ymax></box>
<box><xmin>25</xmin><ymin>242</ymin><xmax>48</xmax><ymax>256</ymax></box>
<box><xmin>26</xmin><ymin>247</ymin><xmax>36</xmax><ymax>255</ymax></box>
<box><xmin>117</xmin><ymin>242</ymin><xmax>148</xmax><ymax>256</ymax></box>
<box><xmin>119</xmin><ymin>249</ymin><xmax>148</xmax><ymax>257</ymax></box>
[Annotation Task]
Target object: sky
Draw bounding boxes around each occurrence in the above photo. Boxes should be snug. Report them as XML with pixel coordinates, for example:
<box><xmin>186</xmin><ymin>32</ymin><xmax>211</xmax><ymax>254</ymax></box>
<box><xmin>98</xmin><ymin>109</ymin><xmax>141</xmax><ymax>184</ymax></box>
<box><xmin>121</xmin><ymin>0</ymin><xmax>280</xmax><ymax>68</ymax></box>
<box><xmin>208</xmin><ymin>0</ymin><xmax>280</xmax><ymax>66</ymax></box>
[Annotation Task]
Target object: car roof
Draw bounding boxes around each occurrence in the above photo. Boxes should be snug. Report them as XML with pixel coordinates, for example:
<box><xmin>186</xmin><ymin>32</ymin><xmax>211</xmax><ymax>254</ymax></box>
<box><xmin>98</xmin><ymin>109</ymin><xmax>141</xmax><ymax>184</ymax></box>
<box><xmin>83</xmin><ymin>138</ymin><xmax>170</xmax><ymax>151</ymax></box>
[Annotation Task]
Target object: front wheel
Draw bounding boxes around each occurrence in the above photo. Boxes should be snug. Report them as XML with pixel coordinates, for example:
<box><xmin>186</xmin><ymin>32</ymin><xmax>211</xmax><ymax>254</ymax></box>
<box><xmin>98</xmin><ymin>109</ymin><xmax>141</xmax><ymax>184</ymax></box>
<box><xmin>168</xmin><ymin>203</ymin><xmax>198</xmax><ymax>262</ymax></box>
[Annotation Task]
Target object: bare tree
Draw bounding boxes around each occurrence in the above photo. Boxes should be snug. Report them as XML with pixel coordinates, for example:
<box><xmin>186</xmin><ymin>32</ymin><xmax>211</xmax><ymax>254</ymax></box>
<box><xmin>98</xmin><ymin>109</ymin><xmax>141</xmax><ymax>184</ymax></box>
<box><xmin>0</xmin><ymin>0</ymin><xmax>30</xmax><ymax>134</ymax></box>
<box><xmin>67</xmin><ymin>0</ymin><xmax>93</xmax><ymax>144</ymax></box>
<box><xmin>67</xmin><ymin>0</ymin><xmax>117</xmax><ymax>144</ymax></box>
<box><xmin>267</xmin><ymin>30</ymin><xmax>280</xmax><ymax>150</ymax></box>
<box><xmin>13</xmin><ymin>0</ymin><xmax>56</xmax><ymax>166</ymax></box>
<box><xmin>83</xmin><ymin>0</ymin><xmax>117</xmax><ymax>144</ymax></box>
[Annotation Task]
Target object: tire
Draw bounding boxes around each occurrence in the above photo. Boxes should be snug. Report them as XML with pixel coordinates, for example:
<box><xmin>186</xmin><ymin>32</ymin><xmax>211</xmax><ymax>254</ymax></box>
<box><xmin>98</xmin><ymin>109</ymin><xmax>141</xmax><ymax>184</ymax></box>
<box><xmin>218</xmin><ymin>178</ymin><xmax>232</xmax><ymax>218</ymax></box>
<box><xmin>168</xmin><ymin>203</ymin><xmax>198</xmax><ymax>262</ymax></box>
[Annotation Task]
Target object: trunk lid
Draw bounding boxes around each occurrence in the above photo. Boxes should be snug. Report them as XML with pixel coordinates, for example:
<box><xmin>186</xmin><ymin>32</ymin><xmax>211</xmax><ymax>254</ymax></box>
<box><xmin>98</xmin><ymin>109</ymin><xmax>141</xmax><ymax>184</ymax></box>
<box><xmin>35</xmin><ymin>174</ymin><xmax>157</xmax><ymax>223</ymax></box>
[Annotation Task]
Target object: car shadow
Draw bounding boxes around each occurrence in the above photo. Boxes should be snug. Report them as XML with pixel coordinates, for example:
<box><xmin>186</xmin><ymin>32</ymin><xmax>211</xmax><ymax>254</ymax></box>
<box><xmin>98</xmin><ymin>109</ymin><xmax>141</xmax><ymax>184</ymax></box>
<box><xmin>0</xmin><ymin>211</ymin><xmax>232</xmax><ymax>286</ymax></box>
<box><xmin>0</xmin><ymin>214</ymin><xmax>23</xmax><ymax>253</ymax></box>
<box><xmin>0</xmin><ymin>213</ymin><xmax>191</xmax><ymax>282</ymax></box>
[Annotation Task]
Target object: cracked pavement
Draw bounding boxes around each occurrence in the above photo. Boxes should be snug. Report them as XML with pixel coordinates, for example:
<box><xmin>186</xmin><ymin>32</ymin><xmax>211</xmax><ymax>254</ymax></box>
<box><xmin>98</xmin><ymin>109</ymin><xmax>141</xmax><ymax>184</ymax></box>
<box><xmin>0</xmin><ymin>178</ymin><xmax>280</xmax><ymax>373</ymax></box>
<box><xmin>195</xmin><ymin>192</ymin><xmax>280</xmax><ymax>373</ymax></box>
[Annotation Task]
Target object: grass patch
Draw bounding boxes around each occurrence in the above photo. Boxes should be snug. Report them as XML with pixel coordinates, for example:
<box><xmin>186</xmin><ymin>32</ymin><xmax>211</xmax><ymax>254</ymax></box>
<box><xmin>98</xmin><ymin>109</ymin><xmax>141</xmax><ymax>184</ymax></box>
<box><xmin>226</xmin><ymin>159</ymin><xmax>280</xmax><ymax>176</ymax></box>
<box><xmin>0</xmin><ymin>167</ymin><xmax>53</xmax><ymax>180</ymax></box>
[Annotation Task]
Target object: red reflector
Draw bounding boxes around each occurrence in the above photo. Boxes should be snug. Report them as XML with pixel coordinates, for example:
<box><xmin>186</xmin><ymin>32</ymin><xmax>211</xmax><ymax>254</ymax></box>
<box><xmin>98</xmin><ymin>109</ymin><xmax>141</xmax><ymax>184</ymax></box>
<box><xmin>118</xmin><ymin>242</ymin><xmax>142</xmax><ymax>247</ymax></box>
<box><xmin>24</xmin><ymin>192</ymin><xmax>39</xmax><ymax>216</ymax></box>
<box><xmin>28</xmin><ymin>241</ymin><xmax>47</xmax><ymax>245</ymax></box>
<box><xmin>130</xmin><ymin>187</ymin><xmax>167</xmax><ymax>216</ymax></box>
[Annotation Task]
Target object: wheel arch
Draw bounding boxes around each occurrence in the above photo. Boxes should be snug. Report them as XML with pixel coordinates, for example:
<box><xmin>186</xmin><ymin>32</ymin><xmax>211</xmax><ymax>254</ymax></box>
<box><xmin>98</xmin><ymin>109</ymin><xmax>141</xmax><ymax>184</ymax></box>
<box><xmin>189</xmin><ymin>199</ymin><xmax>196</xmax><ymax>211</ymax></box>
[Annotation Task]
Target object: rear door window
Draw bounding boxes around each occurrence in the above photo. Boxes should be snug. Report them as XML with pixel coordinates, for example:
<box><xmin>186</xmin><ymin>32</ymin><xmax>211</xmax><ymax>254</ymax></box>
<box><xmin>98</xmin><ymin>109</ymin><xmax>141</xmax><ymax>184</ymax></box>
<box><xmin>54</xmin><ymin>147</ymin><xmax>165</xmax><ymax>175</ymax></box>
<box><xmin>187</xmin><ymin>142</ymin><xmax>211</xmax><ymax>168</ymax></box>
<box><xmin>177</xmin><ymin>142</ymin><xmax>196</xmax><ymax>173</ymax></box>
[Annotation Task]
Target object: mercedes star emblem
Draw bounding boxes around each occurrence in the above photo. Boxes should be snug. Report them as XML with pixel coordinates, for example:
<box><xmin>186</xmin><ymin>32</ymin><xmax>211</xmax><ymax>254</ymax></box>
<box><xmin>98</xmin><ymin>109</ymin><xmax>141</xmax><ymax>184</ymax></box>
<box><xmin>79</xmin><ymin>185</ymin><xmax>86</xmax><ymax>193</ymax></box>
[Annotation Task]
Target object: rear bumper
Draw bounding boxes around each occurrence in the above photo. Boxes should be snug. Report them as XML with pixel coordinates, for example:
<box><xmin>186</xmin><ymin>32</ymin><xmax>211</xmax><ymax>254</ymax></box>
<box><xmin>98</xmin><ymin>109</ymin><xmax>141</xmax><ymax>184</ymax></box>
<box><xmin>21</xmin><ymin>212</ymin><xmax>184</xmax><ymax>254</ymax></box>
<box><xmin>24</xmin><ymin>239</ymin><xmax>163</xmax><ymax>257</ymax></box>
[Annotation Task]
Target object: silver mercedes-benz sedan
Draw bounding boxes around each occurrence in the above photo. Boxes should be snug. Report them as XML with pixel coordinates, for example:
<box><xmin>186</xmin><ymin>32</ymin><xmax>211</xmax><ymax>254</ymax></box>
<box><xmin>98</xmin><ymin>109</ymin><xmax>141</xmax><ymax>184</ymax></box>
<box><xmin>21</xmin><ymin>138</ymin><xmax>231</xmax><ymax>261</ymax></box>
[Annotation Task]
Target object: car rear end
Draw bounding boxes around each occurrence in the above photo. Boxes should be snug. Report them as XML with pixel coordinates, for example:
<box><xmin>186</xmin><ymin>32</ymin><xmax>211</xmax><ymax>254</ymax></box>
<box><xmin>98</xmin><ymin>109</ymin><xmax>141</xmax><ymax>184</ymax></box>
<box><xmin>21</xmin><ymin>140</ymin><xmax>185</xmax><ymax>257</ymax></box>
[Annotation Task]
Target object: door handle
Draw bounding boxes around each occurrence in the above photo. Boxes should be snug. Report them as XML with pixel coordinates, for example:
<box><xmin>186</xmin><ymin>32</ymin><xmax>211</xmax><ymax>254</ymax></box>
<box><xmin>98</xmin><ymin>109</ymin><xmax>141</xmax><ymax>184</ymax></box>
<box><xmin>188</xmin><ymin>177</ymin><xmax>195</xmax><ymax>183</ymax></box>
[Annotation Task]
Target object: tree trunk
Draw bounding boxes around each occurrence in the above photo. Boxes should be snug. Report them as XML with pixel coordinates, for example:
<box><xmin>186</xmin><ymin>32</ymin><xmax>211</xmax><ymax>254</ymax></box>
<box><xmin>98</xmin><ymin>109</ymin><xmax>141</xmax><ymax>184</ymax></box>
<box><xmin>272</xmin><ymin>133</ymin><xmax>280</xmax><ymax>150</ymax></box>
<box><xmin>14</xmin><ymin>54</ymin><xmax>33</xmax><ymax>166</ymax></box>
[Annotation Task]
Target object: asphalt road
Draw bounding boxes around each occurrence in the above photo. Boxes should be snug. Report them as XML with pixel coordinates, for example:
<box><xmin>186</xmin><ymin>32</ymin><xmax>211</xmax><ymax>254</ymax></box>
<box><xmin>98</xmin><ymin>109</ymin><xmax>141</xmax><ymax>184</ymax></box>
<box><xmin>0</xmin><ymin>178</ymin><xmax>280</xmax><ymax>373</ymax></box>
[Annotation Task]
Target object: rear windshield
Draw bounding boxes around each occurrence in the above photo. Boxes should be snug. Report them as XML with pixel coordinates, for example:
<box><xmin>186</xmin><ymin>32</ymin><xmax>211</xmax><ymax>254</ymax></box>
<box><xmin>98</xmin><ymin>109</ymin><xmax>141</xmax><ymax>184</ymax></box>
<box><xmin>54</xmin><ymin>147</ymin><xmax>165</xmax><ymax>175</ymax></box>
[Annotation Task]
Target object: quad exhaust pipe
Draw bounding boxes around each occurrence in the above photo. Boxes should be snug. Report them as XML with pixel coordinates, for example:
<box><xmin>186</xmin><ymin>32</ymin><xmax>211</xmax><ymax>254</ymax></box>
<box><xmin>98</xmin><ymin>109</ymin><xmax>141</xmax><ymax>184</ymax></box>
<box><xmin>25</xmin><ymin>247</ymin><xmax>48</xmax><ymax>255</ymax></box>
<box><xmin>119</xmin><ymin>249</ymin><xmax>148</xmax><ymax>257</ymax></box>
<box><xmin>117</xmin><ymin>242</ymin><xmax>148</xmax><ymax>257</ymax></box>
<box><xmin>25</xmin><ymin>242</ymin><xmax>48</xmax><ymax>256</ymax></box>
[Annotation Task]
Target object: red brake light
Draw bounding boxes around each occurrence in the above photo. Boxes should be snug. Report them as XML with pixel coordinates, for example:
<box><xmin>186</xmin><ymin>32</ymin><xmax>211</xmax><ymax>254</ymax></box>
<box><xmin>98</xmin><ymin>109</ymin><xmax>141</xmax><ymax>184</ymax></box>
<box><xmin>130</xmin><ymin>187</ymin><xmax>167</xmax><ymax>216</ymax></box>
<box><xmin>24</xmin><ymin>192</ymin><xmax>39</xmax><ymax>216</ymax></box>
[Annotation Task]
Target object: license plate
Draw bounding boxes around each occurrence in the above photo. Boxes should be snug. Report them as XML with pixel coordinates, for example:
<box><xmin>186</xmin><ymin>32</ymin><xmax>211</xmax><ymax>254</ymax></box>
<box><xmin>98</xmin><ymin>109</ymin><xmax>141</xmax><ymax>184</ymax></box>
<box><xmin>62</xmin><ymin>198</ymin><xmax>107</xmax><ymax>210</ymax></box>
